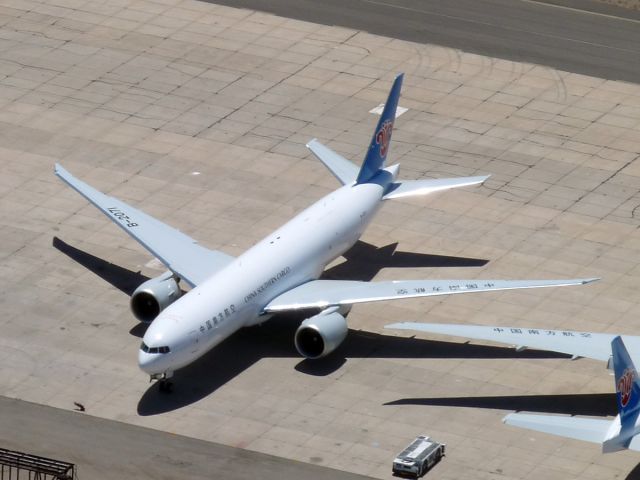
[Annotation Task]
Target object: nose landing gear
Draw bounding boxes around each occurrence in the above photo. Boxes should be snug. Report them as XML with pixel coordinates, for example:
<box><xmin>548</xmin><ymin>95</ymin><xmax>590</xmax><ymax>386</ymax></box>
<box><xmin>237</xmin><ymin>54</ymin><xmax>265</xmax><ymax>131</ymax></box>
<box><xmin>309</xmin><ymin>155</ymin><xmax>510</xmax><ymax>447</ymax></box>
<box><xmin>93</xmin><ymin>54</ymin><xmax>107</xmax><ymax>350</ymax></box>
<box><xmin>150</xmin><ymin>371</ymin><xmax>174</xmax><ymax>394</ymax></box>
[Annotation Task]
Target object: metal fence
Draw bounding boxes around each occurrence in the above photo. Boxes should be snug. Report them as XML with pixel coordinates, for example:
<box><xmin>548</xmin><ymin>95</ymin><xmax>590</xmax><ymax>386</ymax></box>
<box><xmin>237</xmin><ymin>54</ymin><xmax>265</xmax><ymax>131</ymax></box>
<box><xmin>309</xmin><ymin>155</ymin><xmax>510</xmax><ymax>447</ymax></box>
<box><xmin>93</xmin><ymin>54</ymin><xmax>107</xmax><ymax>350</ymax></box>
<box><xmin>0</xmin><ymin>448</ymin><xmax>75</xmax><ymax>480</ymax></box>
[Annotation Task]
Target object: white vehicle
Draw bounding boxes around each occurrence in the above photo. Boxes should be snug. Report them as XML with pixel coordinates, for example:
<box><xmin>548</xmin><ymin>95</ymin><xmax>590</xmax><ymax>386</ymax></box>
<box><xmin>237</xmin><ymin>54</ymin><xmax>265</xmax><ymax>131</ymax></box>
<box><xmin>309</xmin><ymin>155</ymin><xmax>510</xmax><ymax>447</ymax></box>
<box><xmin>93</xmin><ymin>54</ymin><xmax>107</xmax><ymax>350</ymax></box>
<box><xmin>55</xmin><ymin>73</ymin><xmax>596</xmax><ymax>390</ymax></box>
<box><xmin>392</xmin><ymin>435</ymin><xmax>445</xmax><ymax>477</ymax></box>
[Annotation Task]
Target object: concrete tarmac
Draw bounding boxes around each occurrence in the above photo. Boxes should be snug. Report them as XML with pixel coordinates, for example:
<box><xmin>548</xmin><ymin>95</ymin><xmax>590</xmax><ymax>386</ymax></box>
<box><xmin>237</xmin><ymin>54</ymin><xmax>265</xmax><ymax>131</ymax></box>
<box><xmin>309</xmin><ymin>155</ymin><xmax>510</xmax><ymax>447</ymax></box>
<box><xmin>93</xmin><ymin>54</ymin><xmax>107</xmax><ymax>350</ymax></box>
<box><xmin>208</xmin><ymin>0</ymin><xmax>640</xmax><ymax>83</ymax></box>
<box><xmin>3</xmin><ymin>0</ymin><xmax>640</xmax><ymax>479</ymax></box>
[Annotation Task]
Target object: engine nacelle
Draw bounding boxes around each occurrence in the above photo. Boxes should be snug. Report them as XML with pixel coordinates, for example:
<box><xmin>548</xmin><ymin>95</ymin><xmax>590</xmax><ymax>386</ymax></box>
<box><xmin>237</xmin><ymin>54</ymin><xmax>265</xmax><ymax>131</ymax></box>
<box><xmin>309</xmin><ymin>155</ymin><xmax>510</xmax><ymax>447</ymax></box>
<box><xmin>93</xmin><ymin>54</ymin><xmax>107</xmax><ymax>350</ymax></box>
<box><xmin>130</xmin><ymin>271</ymin><xmax>181</xmax><ymax>323</ymax></box>
<box><xmin>294</xmin><ymin>310</ymin><xmax>348</xmax><ymax>359</ymax></box>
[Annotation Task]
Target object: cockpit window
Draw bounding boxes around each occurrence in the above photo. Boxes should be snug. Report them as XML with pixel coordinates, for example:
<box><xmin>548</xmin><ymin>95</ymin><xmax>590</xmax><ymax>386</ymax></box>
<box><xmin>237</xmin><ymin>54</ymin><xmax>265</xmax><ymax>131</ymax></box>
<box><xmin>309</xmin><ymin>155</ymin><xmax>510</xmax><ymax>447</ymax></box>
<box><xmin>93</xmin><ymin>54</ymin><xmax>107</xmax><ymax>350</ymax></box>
<box><xmin>140</xmin><ymin>342</ymin><xmax>170</xmax><ymax>354</ymax></box>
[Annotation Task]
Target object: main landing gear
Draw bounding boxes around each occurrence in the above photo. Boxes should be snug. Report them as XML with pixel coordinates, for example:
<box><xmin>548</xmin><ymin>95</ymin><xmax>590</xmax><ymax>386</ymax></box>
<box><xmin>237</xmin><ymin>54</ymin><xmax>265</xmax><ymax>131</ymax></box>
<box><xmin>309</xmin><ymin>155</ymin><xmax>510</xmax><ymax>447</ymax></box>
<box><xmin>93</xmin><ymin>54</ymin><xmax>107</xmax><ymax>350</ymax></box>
<box><xmin>150</xmin><ymin>371</ymin><xmax>174</xmax><ymax>394</ymax></box>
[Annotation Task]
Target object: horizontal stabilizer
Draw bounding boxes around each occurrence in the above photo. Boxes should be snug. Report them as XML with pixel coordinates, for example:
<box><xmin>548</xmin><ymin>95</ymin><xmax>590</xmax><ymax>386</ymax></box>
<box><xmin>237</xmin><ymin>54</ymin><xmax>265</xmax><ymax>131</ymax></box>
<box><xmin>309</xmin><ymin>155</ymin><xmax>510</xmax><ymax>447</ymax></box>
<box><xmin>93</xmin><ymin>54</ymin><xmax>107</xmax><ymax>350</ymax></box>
<box><xmin>55</xmin><ymin>164</ymin><xmax>234</xmax><ymax>287</ymax></box>
<box><xmin>504</xmin><ymin>413</ymin><xmax>611</xmax><ymax>444</ymax></box>
<box><xmin>384</xmin><ymin>175</ymin><xmax>490</xmax><ymax>200</ymax></box>
<box><xmin>307</xmin><ymin>139</ymin><xmax>359</xmax><ymax>185</ymax></box>
<box><xmin>265</xmin><ymin>277</ymin><xmax>598</xmax><ymax>313</ymax></box>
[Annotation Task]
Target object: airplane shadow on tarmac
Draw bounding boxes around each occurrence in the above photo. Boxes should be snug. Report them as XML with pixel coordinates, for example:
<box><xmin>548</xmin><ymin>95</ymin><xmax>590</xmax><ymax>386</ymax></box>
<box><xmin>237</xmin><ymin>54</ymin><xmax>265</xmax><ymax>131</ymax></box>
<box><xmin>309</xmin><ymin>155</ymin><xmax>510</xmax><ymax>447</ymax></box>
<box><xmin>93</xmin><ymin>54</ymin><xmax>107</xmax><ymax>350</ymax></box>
<box><xmin>321</xmin><ymin>240</ymin><xmax>489</xmax><ymax>281</ymax></box>
<box><xmin>627</xmin><ymin>464</ymin><xmax>640</xmax><ymax>480</ymax></box>
<box><xmin>53</xmin><ymin>237</ymin><xmax>568</xmax><ymax>415</ymax></box>
<box><xmin>53</xmin><ymin>237</ymin><xmax>151</xmax><ymax>295</ymax></box>
<box><xmin>385</xmin><ymin>393</ymin><xmax>618</xmax><ymax>417</ymax></box>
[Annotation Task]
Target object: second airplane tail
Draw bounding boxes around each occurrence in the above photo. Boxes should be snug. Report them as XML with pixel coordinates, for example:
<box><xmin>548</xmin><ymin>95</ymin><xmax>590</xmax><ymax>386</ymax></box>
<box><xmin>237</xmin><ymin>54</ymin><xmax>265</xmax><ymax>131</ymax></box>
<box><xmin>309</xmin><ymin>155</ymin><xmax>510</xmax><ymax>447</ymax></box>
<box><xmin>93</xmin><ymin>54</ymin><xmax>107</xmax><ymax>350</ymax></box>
<box><xmin>601</xmin><ymin>336</ymin><xmax>640</xmax><ymax>452</ymax></box>
<box><xmin>502</xmin><ymin>337</ymin><xmax>640</xmax><ymax>453</ymax></box>
<box><xmin>611</xmin><ymin>336</ymin><xmax>640</xmax><ymax>424</ymax></box>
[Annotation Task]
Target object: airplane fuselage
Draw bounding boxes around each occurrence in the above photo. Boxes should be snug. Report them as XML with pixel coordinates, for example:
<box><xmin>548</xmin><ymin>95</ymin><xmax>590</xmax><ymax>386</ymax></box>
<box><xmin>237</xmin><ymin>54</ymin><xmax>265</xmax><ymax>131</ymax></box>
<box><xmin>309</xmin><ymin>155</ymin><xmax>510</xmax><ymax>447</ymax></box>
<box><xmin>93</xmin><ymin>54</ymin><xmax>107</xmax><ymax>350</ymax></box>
<box><xmin>138</xmin><ymin>168</ymin><xmax>397</xmax><ymax>377</ymax></box>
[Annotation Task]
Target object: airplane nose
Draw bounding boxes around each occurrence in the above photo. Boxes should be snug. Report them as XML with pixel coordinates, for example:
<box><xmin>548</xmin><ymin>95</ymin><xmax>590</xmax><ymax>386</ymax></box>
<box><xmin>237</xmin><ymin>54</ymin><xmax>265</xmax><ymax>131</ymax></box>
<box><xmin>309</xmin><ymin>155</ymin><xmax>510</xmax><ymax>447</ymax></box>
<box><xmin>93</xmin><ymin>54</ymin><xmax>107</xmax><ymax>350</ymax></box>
<box><xmin>138</xmin><ymin>341</ymin><xmax>174</xmax><ymax>376</ymax></box>
<box><xmin>139</xmin><ymin>318</ymin><xmax>178</xmax><ymax>377</ymax></box>
<box><xmin>138</xmin><ymin>350</ymin><xmax>156</xmax><ymax>374</ymax></box>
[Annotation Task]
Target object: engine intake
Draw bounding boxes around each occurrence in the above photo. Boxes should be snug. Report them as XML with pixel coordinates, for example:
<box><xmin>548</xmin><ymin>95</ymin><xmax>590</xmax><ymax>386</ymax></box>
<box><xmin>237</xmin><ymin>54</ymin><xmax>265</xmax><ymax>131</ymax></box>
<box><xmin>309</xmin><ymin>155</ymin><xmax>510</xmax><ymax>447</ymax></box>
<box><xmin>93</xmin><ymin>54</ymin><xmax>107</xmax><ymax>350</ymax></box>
<box><xmin>130</xmin><ymin>271</ymin><xmax>181</xmax><ymax>323</ymax></box>
<box><xmin>294</xmin><ymin>310</ymin><xmax>348</xmax><ymax>359</ymax></box>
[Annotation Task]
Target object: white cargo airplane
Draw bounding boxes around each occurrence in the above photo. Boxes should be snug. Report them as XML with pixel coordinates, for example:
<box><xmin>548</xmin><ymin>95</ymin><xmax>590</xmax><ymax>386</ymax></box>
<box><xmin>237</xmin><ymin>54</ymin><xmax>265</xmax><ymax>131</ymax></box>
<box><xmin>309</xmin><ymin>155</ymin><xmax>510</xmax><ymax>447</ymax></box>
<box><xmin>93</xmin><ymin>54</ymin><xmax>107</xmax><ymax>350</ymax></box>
<box><xmin>55</xmin><ymin>74</ymin><xmax>596</xmax><ymax>390</ymax></box>
<box><xmin>386</xmin><ymin>323</ymin><xmax>640</xmax><ymax>452</ymax></box>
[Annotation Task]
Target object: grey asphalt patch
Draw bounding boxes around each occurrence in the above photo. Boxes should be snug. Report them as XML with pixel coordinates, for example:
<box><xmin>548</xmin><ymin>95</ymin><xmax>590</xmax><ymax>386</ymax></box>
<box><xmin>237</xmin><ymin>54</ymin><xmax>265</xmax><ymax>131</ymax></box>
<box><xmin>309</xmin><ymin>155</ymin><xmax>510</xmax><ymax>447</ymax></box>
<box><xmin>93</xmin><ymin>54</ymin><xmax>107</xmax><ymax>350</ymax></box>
<box><xmin>206</xmin><ymin>0</ymin><xmax>640</xmax><ymax>82</ymax></box>
<box><xmin>0</xmin><ymin>396</ymin><xmax>374</xmax><ymax>480</ymax></box>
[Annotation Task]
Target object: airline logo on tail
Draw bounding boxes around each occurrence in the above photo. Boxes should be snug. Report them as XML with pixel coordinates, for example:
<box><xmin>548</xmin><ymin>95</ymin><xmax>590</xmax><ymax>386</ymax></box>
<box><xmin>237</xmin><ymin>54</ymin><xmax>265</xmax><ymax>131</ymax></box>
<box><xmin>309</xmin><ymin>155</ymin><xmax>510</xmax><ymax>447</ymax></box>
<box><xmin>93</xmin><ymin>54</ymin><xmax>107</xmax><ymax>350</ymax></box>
<box><xmin>618</xmin><ymin>368</ymin><xmax>636</xmax><ymax>407</ymax></box>
<box><xmin>376</xmin><ymin>120</ymin><xmax>393</xmax><ymax>158</ymax></box>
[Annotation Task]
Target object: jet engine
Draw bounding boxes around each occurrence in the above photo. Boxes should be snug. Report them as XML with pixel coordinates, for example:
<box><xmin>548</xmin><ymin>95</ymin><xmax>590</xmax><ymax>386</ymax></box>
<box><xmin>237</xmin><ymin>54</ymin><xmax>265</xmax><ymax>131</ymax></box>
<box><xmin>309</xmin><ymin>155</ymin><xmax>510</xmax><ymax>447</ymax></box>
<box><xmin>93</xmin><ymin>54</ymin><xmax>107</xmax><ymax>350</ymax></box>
<box><xmin>294</xmin><ymin>309</ymin><xmax>348</xmax><ymax>359</ymax></box>
<box><xmin>130</xmin><ymin>271</ymin><xmax>182</xmax><ymax>323</ymax></box>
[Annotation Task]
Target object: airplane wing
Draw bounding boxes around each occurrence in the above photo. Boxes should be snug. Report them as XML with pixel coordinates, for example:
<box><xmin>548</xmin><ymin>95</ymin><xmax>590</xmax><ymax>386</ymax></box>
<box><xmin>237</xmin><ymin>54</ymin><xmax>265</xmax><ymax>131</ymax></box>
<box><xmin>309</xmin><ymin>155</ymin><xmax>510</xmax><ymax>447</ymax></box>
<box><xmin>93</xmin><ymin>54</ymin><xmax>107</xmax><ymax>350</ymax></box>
<box><xmin>503</xmin><ymin>413</ymin><xmax>611</xmax><ymax>444</ymax></box>
<box><xmin>383</xmin><ymin>175</ymin><xmax>490</xmax><ymax>200</ymax></box>
<box><xmin>264</xmin><ymin>277</ymin><xmax>598</xmax><ymax>313</ymax></box>
<box><xmin>384</xmin><ymin>322</ymin><xmax>618</xmax><ymax>362</ymax></box>
<box><xmin>55</xmin><ymin>164</ymin><xmax>234</xmax><ymax>288</ymax></box>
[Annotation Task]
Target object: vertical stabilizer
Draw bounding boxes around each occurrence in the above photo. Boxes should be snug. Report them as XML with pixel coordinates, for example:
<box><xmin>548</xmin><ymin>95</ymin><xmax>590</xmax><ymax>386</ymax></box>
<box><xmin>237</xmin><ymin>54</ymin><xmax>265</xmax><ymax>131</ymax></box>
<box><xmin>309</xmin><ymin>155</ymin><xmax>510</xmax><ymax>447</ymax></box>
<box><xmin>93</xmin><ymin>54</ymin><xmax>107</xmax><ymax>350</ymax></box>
<box><xmin>612</xmin><ymin>336</ymin><xmax>640</xmax><ymax>425</ymax></box>
<box><xmin>356</xmin><ymin>74</ymin><xmax>403</xmax><ymax>184</ymax></box>
<box><xmin>601</xmin><ymin>336</ymin><xmax>640</xmax><ymax>452</ymax></box>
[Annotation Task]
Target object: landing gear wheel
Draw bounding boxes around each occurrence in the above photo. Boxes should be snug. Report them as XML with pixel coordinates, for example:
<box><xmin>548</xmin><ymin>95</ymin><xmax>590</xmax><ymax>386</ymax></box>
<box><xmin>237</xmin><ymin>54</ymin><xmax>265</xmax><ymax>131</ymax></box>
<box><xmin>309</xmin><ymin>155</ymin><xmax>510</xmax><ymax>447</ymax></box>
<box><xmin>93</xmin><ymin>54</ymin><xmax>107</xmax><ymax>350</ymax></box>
<box><xmin>159</xmin><ymin>380</ymin><xmax>173</xmax><ymax>393</ymax></box>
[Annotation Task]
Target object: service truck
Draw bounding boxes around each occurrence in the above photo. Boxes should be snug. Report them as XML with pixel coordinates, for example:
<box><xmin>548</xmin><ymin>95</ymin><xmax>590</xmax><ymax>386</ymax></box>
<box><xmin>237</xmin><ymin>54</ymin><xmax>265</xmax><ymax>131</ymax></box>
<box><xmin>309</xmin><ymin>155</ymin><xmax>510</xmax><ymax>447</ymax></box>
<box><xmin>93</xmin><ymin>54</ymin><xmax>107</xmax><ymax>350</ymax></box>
<box><xmin>392</xmin><ymin>435</ymin><xmax>445</xmax><ymax>477</ymax></box>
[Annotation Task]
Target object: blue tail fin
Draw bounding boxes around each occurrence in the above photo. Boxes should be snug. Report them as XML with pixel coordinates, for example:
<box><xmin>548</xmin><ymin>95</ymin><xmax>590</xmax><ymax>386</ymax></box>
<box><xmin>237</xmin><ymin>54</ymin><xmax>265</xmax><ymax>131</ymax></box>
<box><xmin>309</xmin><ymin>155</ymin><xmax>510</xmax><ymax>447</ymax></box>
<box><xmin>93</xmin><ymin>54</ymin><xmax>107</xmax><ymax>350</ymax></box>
<box><xmin>612</xmin><ymin>336</ymin><xmax>640</xmax><ymax>425</ymax></box>
<box><xmin>356</xmin><ymin>73</ymin><xmax>403</xmax><ymax>184</ymax></box>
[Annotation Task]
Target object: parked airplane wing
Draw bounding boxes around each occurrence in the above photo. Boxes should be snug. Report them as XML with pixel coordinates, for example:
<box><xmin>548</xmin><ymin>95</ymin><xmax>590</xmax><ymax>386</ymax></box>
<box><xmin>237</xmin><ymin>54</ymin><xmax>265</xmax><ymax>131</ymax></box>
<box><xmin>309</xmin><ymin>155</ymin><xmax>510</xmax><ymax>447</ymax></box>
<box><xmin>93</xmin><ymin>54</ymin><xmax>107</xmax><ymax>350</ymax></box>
<box><xmin>307</xmin><ymin>139</ymin><xmax>359</xmax><ymax>185</ymax></box>
<box><xmin>503</xmin><ymin>413</ymin><xmax>611</xmax><ymax>444</ymax></box>
<box><xmin>383</xmin><ymin>175</ymin><xmax>490</xmax><ymax>200</ymax></box>
<box><xmin>55</xmin><ymin>164</ymin><xmax>234</xmax><ymax>287</ymax></box>
<box><xmin>384</xmin><ymin>322</ymin><xmax>618</xmax><ymax>362</ymax></box>
<box><xmin>264</xmin><ymin>277</ymin><xmax>598</xmax><ymax>313</ymax></box>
